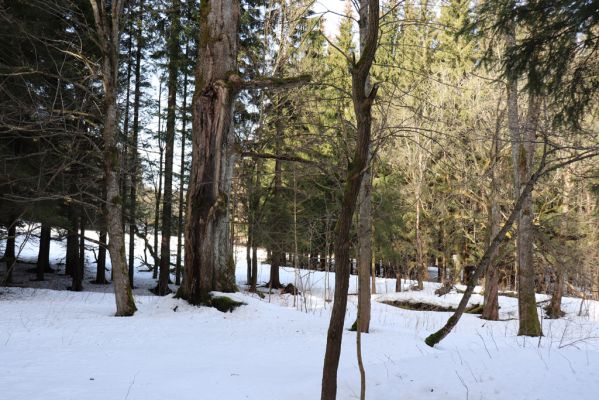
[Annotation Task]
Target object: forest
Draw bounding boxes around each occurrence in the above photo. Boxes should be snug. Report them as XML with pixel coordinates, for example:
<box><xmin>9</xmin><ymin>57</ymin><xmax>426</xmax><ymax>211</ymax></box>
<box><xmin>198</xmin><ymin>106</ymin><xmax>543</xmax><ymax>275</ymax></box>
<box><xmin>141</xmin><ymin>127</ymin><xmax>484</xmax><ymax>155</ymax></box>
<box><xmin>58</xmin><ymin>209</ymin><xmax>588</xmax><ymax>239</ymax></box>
<box><xmin>1</xmin><ymin>1</ymin><xmax>598</xmax><ymax>399</ymax></box>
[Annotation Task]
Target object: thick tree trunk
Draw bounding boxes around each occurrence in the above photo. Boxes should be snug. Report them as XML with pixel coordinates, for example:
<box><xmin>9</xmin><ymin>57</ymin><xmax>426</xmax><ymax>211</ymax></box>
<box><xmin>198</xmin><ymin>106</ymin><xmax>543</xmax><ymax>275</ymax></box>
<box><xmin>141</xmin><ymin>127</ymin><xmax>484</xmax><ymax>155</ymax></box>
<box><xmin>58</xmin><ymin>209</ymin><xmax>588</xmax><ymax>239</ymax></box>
<box><xmin>90</xmin><ymin>0</ymin><xmax>137</xmax><ymax>316</ymax></box>
<box><xmin>321</xmin><ymin>1</ymin><xmax>379</xmax><ymax>398</ymax></box>
<box><xmin>156</xmin><ymin>0</ymin><xmax>181</xmax><ymax>296</ymax></box>
<box><xmin>36</xmin><ymin>223</ymin><xmax>52</xmax><ymax>281</ymax></box>
<box><xmin>516</xmin><ymin>96</ymin><xmax>542</xmax><ymax>336</ymax></box>
<box><xmin>357</xmin><ymin>166</ymin><xmax>372</xmax><ymax>333</ymax></box>
<box><xmin>178</xmin><ymin>0</ymin><xmax>240</xmax><ymax>304</ymax></box>
<box><xmin>128</xmin><ymin>0</ymin><xmax>144</xmax><ymax>289</ymax></box>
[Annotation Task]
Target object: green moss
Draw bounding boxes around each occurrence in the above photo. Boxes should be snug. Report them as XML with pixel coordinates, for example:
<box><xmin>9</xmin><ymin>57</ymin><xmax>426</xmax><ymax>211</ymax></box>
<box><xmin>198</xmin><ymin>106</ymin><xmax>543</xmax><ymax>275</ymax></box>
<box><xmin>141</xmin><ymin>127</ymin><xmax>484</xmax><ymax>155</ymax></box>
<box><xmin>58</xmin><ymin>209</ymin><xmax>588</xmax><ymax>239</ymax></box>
<box><xmin>210</xmin><ymin>295</ymin><xmax>245</xmax><ymax>313</ymax></box>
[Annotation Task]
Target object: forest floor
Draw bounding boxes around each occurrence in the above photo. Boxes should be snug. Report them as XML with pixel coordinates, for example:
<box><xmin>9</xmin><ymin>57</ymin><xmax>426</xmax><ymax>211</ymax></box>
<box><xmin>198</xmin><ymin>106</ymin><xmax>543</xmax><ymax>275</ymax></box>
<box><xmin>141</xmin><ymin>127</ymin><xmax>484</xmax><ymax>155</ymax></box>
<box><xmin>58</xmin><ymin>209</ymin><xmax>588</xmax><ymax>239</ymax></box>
<box><xmin>1</xmin><ymin>228</ymin><xmax>599</xmax><ymax>399</ymax></box>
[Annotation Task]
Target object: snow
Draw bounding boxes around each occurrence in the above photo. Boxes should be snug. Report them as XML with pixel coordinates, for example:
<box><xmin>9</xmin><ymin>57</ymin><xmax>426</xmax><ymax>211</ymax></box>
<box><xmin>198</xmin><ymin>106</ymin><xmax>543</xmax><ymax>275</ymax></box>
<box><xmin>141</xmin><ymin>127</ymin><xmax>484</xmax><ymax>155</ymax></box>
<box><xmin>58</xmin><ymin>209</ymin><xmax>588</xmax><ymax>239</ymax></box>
<box><xmin>1</xmin><ymin>225</ymin><xmax>599</xmax><ymax>399</ymax></box>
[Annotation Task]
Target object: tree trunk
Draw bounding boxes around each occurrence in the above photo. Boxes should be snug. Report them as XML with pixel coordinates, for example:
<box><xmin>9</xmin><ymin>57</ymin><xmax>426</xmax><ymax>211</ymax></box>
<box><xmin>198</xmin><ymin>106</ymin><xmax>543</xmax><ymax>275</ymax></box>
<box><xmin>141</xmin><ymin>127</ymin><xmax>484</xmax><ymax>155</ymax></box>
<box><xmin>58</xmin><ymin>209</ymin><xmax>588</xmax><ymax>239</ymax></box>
<box><xmin>175</xmin><ymin>40</ymin><xmax>191</xmax><ymax>287</ymax></box>
<box><xmin>482</xmin><ymin>117</ymin><xmax>501</xmax><ymax>321</ymax></box>
<box><xmin>178</xmin><ymin>0</ymin><xmax>240</xmax><ymax>305</ymax></box>
<box><xmin>71</xmin><ymin>216</ymin><xmax>84</xmax><ymax>292</ymax></box>
<box><xmin>36</xmin><ymin>223</ymin><xmax>51</xmax><ymax>281</ymax></box>
<box><xmin>321</xmin><ymin>1</ymin><xmax>379</xmax><ymax>398</ymax></box>
<box><xmin>3</xmin><ymin>217</ymin><xmax>17</xmax><ymax>284</ymax></box>
<box><xmin>128</xmin><ymin>0</ymin><xmax>144</xmax><ymax>289</ymax></box>
<box><xmin>90</xmin><ymin>0</ymin><xmax>137</xmax><ymax>316</ymax></box>
<box><xmin>96</xmin><ymin>229</ymin><xmax>108</xmax><ymax>284</ymax></box>
<box><xmin>515</xmin><ymin>96</ymin><xmax>542</xmax><ymax>336</ymax></box>
<box><xmin>357</xmin><ymin>164</ymin><xmax>372</xmax><ymax>333</ymax></box>
<box><xmin>505</xmin><ymin>25</ymin><xmax>541</xmax><ymax>336</ymax></box>
<box><xmin>156</xmin><ymin>0</ymin><xmax>181</xmax><ymax>296</ymax></box>
<box><xmin>66</xmin><ymin>209</ymin><xmax>79</xmax><ymax>277</ymax></box>
<box><xmin>153</xmin><ymin>76</ymin><xmax>164</xmax><ymax>280</ymax></box>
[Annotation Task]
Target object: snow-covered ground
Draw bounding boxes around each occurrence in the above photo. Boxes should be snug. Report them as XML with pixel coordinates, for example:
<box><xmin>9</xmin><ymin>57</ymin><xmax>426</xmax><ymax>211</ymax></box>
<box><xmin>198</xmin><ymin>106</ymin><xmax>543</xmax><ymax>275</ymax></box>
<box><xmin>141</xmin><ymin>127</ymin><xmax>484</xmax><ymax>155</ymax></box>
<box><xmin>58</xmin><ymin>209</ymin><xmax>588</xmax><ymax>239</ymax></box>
<box><xmin>1</xmin><ymin>227</ymin><xmax>599</xmax><ymax>399</ymax></box>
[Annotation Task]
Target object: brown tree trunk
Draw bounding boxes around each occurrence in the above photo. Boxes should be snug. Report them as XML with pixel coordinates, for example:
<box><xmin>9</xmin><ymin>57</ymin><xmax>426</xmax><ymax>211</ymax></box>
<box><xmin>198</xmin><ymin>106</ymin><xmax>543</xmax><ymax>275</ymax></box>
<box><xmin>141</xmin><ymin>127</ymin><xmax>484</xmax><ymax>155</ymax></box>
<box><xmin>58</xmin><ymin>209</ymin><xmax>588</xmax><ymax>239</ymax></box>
<box><xmin>90</xmin><ymin>0</ymin><xmax>136</xmax><ymax>316</ymax></box>
<box><xmin>36</xmin><ymin>223</ymin><xmax>52</xmax><ymax>281</ymax></box>
<box><xmin>175</xmin><ymin>40</ymin><xmax>191</xmax><ymax>287</ymax></box>
<box><xmin>515</xmin><ymin>96</ymin><xmax>542</xmax><ymax>336</ymax></box>
<box><xmin>321</xmin><ymin>1</ymin><xmax>379</xmax><ymax>398</ymax></box>
<box><xmin>96</xmin><ymin>229</ymin><xmax>108</xmax><ymax>284</ymax></box>
<box><xmin>482</xmin><ymin>116</ymin><xmax>501</xmax><ymax>321</ymax></box>
<box><xmin>3</xmin><ymin>217</ymin><xmax>17</xmax><ymax>284</ymax></box>
<box><xmin>71</xmin><ymin>216</ymin><xmax>84</xmax><ymax>292</ymax></box>
<box><xmin>178</xmin><ymin>0</ymin><xmax>241</xmax><ymax>304</ymax></box>
<box><xmin>156</xmin><ymin>0</ymin><xmax>181</xmax><ymax>296</ymax></box>
<box><xmin>153</xmin><ymin>76</ymin><xmax>164</xmax><ymax>280</ymax></box>
<box><xmin>357</xmin><ymin>157</ymin><xmax>372</xmax><ymax>333</ymax></box>
<box><xmin>128</xmin><ymin>0</ymin><xmax>144</xmax><ymax>289</ymax></box>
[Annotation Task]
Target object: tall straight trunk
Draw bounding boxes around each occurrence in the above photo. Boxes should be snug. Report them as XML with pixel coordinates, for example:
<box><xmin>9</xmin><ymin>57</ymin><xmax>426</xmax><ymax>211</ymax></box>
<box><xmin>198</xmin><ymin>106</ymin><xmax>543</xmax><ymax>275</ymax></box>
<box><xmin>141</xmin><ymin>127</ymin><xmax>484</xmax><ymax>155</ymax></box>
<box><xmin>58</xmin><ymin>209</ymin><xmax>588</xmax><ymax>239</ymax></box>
<box><xmin>357</xmin><ymin>162</ymin><xmax>372</xmax><ymax>332</ymax></box>
<box><xmin>268</xmin><ymin>128</ymin><xmax>284</xmax><ymax>289</ymax></box>
<box><xmin>36</xmin><ymin>223</ymin><xmax>52</xmax><ymax>281</ymax></box>
<box><xmin>90</xmin><ymin>0</ymin><xmax>136</xmax><ymax>316</ymax></box>
<box><xmin>156</xmin><ymin>0</ymin><xmax>181</xmax><ymax>296</ymax></box>
<box><xmin>96</xmin><ymin>229</ymin><xmax>108</xmax><ymax>284</ymax></box>
<box><xmin>71</xmin><ymin>216</ymin><xmax>84</xmax><ymax>292</ymax></box>
<box><xmin>548</xmin><ymin>168</ymin><xmax>572</xmax><ymax>318</ymax></box>
<box><xmin>66</xmin><ymin>209</ymin><xmax>78</xmax><ymax>277</ymax></box>
<box><xmin>153</xmin><ymin>76</ymin><xmax>164</xmax><ymax>280</ymax></box>
<box><xmin>516</xmin><ymin>96</ymin><xmax>542</xmax><ymax>336</ymax></box>
<box><xmin>3</xmin><ymin>217</ymin><xmax>17</xmax><ymax>284</ymax></box>
<box><xmin>178</xmin><ymin>0</ymin><xmax>241</xmax><ymax>304</ymax></box>
<box><xmin>321</xmin><ymin>1</ymin><xmax>379</xmax><ymax>398</ymax></box>
<box><xmin>175</xmin><ymin>41</ymin><xmax>191</xmax><ymax>287</ymax></box>
<box><xmin>505</xmin><ymin>25</ymin><xmax>541</xmax><ymax>336</ymax></box>
<box><xmin>128</xmin><ymin>0</ymin><xmax>144</xmax><ymax>289</ymax></box>
<box><xmin>95</xmin><ymin>181</ymin><xmax>109</xmax><ymax>284</ymax></box>
<box><xmin>251</xmin><ymin>245</ymin><xmax>258</xmax><ymax>292</ymax></box>
<box><xmin>482</xmin><ymin>116</ymin><xmax>501</xmax><ymax>321</ymax></box>
<box><xmin>121</xmin><ymin>16</ymin><xmax>134</xmax><ymax>229</ymax></box>
<box><xmin>356</xmin><ymin>0</ymin><xmax>374</xmax><ymax>329</ymax></box>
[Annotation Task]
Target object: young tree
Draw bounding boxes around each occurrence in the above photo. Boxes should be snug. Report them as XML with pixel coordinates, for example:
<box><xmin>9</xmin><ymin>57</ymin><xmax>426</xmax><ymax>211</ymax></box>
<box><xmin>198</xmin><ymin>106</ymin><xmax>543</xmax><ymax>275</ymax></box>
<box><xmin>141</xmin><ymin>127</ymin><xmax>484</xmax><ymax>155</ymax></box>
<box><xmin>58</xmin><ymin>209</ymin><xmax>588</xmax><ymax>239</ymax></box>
<box><xmin>321</xmin><ymin>1</ymin><xmax>380</xmax><ymax>398</ymax></box>
<box><xmin>89</xmin><ymin>0</ymin><xmax>136</xmax><ymax>316</ymax></box>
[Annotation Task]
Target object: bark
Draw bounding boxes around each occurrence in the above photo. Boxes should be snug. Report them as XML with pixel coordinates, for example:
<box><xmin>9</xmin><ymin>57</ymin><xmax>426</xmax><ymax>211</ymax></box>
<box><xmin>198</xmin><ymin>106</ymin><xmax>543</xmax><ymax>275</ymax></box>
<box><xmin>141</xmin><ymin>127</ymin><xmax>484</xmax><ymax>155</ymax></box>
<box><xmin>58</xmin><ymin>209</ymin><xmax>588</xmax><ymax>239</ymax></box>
<box><xmin>357</xmin><ymin>0</ymin><xmax>373</xmax><ymax>328</ymax></box>
<box><xmin>548</xmin><ymin>169</ymin><xmax>572</xmax><ymax>318</ymax></box>
<box><xmin>175</xmin><ymin>41</ymin><xmax>191</xmax><ymax>287</ymax></box>
<box><xmin>506</xmin><ymin>25</ymin><xmax>541</xmax><ymax>336</ymax></box>
<box><xmin>71</xmin><ymin>216</ymin><xmax>84</xmax><ymax>292</ymax></box>
<box><xmin>357</xmin><ymin>165</ymin><xmax>372</xmax><ymax>333</ymax></box>
<box><xmin>128</xmin><ymin>0</ymin><xmax>144</xmax><ymax>289</ymax></box>
<box><xmin>36</xmin><ymin>223</ymin><xmax>52</xmax><ymax>281</ymax></box>
<box><xmin>515</xmin><ymin>96</ymin><xmax>542</xmax><ymax>336</ymax></box>
<box><xmin>90</xmin><ymin>0</ymin><xmax>136</xmax><ymax>316</ymax></box>
<box><xmin>178</xmin><ymin>0</ymin><xmax>241</xmax><ymax>304</ymax></box>
<box><xmin>65</xmin><ymin>210</ymin><xmax>79</xmax><ymax>277</ymax></box>
<box><xmin>153</xmin><ymin>77</ymin><xmax>164</xmax><ymax>280</ymax></box>
<box><xmin>3</xmin><ymin>217</ymin><xmax>17</xmax><ymax>284</ymax></box>
<box><xmin>268</xmin><ymin>130</ymin><xmax>284</xmax><ymax>289</ymax></box>
<box><xmin>321</xmin><ymin>1</ymin><xmax>379</xmax><ymax>399</ymax></box>
<box><xmin>156</xmin><ymin>0</ymin><xmax>181</xmax><ymax>296</ymax></box>
<box><xmin>96</xmin><ymin>229</ymin><xmax>108</xmax><ymax>284</ymax></box>
<box><xmin>482</xmin><ymin>116</ymin><xmax>501</xmax><ymax>321</ymax></box>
